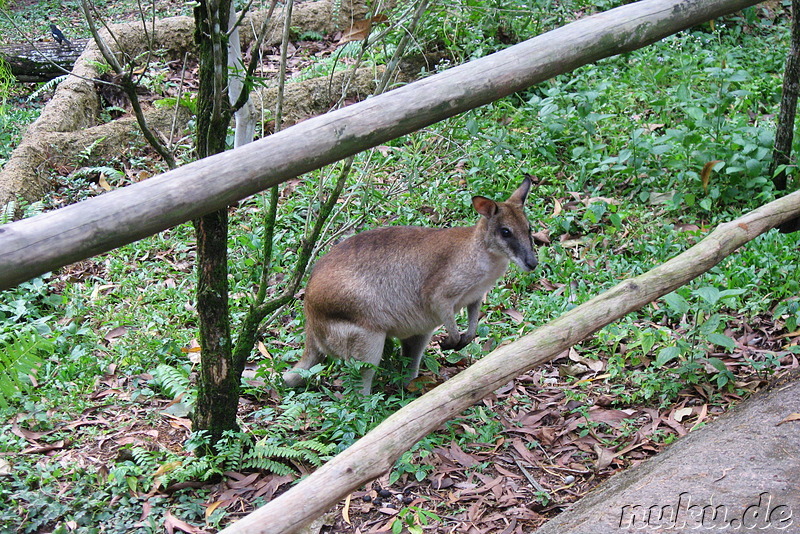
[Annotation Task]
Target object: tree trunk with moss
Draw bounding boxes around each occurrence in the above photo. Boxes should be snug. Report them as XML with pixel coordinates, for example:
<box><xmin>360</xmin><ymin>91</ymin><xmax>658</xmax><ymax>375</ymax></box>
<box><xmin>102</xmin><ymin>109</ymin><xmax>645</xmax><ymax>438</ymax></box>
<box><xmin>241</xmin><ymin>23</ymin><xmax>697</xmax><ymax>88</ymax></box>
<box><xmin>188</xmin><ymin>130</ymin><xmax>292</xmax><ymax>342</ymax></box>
<box><xmin>770</xmin><ymin>0</ymin><xmax>800</xmax><ymax>234</ymax></box>
<box><xmin>770</xmin><ymin>0</ymin><xmax>800</xmax><ymax>191</ymax></box>
<box><xmin>192</xmin><ymin>0</ymin><xmax>239</xmax><ymax>444</ymax></box>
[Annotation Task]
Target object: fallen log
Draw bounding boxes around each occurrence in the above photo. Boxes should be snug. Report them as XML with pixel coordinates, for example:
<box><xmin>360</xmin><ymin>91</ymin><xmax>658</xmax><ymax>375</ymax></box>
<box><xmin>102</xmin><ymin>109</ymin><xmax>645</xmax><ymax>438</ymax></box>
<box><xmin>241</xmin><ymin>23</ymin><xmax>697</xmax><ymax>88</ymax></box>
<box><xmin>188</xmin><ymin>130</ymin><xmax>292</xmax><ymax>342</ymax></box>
<box><xmin>218</xmin><ymin>189</ymin><xmax>800</xmax><ymax>534</ymax></box>
<box><xmin>0</xmin><ymin>0</ymin><xmax>367</xmax><ymax>206</ymax></box>
<box><xmin>0</xmin><ymin>40</ymin><xmax>89</xmax><ymax>82</ymax></box>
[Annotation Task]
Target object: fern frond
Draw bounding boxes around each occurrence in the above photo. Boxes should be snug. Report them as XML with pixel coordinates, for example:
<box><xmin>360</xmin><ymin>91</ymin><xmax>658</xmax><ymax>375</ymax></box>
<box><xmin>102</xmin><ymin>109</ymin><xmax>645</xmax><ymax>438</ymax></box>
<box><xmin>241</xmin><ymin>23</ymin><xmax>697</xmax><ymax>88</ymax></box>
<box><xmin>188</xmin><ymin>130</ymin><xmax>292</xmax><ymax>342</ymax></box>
<box><xmin>22</xmin><ymin>200</ymin><xmax>44</xmax><ymax>218</ymax></box>
<box><xmin>295</xmin><ymin>439</ymin><xmax>336</xmax><ymax>454</ymax></box>
<box><xmin>274</xmin><ymin>402</ymin><xmax>305</xmax><ymax>431</ymax></box>
<box><xmin>152</xmin><ymin>364</ymin><xmax>196</xmax><ymax>406</ymax></box>
<box><xmin>295</xmin><ymin>440</ymin><xmax>336</xmax><ymax>467</ymax></box>
<box><xmin>0</xmin><ymin>331</ymin><xmax>50</xmax><ymax>409</ymax></box>
<box><xmin>241</xmin><ymin>438</ymin><xmax>335</xmax><ymax>473</ymax></box>
<box><xmin>28</xmin><ymin>75</ymin><xmax>68</xmax><ymax>100</ymax></box>
<box><xmin>130</xmin><ymin>446</ymin><xmax>160</xmax><ymax>472</ymax></box>
<box><xmin>214</xmin><ymin>431</ymin><xmax>246</xmax><ymax>470</ymax></box>
<box><xmin>74</xmin><ymin>138</ymin><xmax>107</xmax><ymax>164</ymax></box>
<box><xmin>1</xmin><ymin>199</ymin><xmax>15</xmax><ymax>225</ymax></box>
<box><xmin>175</xmin><ymin>456</ymin><xmax>223</xmax><ymax>482</ymax></box>
<box><xmin>241</xmin><ymin>457</ymin><xmax>296</xmax><ymax>476</ymax></box>
<box><xmin>71</xmin><ymin>166</ymin><xmax>123</xmax><ymax>180</ymax></box>
<box><xmin>247</xmin><ymin>442</ymin><xmax>302</xmax><ymax>461</ymax></box>
<box><xmin>241</xmin><ymin>440</ymin><xmax>299</xmax><ymax>475</ymax></box>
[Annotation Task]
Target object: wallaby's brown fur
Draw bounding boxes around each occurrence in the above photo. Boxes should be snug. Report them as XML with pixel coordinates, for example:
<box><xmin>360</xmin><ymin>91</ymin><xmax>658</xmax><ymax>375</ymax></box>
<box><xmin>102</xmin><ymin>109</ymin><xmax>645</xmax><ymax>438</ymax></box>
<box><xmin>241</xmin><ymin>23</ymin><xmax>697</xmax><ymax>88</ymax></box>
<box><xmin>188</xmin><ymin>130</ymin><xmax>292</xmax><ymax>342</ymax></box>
<box><xmin>284</xmin><ymin>178</ymin><xmax>537</xmax><ymax>394</ymax></box>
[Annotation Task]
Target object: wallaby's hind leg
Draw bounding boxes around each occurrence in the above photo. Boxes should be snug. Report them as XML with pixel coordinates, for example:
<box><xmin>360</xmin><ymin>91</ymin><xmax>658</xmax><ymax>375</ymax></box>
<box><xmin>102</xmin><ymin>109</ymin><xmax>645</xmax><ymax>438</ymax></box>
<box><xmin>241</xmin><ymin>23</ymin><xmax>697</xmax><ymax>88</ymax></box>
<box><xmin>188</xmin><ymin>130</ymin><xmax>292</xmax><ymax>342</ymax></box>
<box><xmin>349</xmin><ymin>330</ymin><xmax>386</xmax><ymax>396</ymax></box>
<box><xmin>287</xmin><ymin>325</ymin><xmax>385</xmax><ymax>395</ymax></box>
<box><xmin>283</xmin><ymin>341</ymin><xmax>324</xmax><ymax>388</ymax></box>
<box><xmin>401</xmin><ymin>331</ymin><xmax>434</xmax><ymax>386</ymax></box>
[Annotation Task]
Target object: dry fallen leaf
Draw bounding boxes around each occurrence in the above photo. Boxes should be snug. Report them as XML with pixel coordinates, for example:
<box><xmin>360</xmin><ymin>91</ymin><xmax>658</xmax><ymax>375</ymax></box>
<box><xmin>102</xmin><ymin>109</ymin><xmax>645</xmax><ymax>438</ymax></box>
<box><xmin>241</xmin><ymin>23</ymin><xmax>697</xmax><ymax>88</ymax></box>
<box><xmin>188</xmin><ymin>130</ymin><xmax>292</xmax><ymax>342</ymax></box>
<box><xmin>503</xmin><ymin>308</ymin><xmax>524</xmax><ymax>324</ymax></box>
<box><xmin>152</xmin><ymin>461</ymin><xmax>182</xmax><ymax>478</ymax></box>
<box><xmin>181</xmin><ymin>340</ymin><xmax>202</xmax><ymax>353</ymax></box>
<box><xmin>0</xmin><ymin>458</ymin><xmax>12</xmax><ymax>476</ymax></box>
<box><xmin>342</xmin><ymin>493</ymin><xmax>352</xmax><ymax>525</ymax></box>
<box><xmin>777</xmin><ymin>413</ymin><xmax>800</xmax><ymax>426</ymax></box>
<box><xmin>164</xmin><ymin>510</ymin><xmax>203</xmax><ymax>534</ymax></box>
<box><xmin>642</xmin><ymin>123</ymin><xmax>665</xmax><ymax>133</ymax></box>
<box><xmin>675</xmin><ymin>223</ymin><xmax>701</xmax><ymax>233</ymax></box>
<box><xmin>136</xmin><ymin>170</ymin><xmax>153</xmax><ymax>181</ymax></box>
<box><xmin>568</xmin><ymin>347</ymin><xmax>604</xmax><ymax>372</ymax></box>
<box><xmin>338</xmin><ymin>14</ymin><xmax>388</xmax><ymax>44</ymax></box>
<box><xmin>553</xmin><ymin>198</ymin><xmax>563</xmax><ymax>216</ymax></box>
<box><xmin>584</xmin><ymin>196</ymin><xmax>620</xmax><ymax>206</ymax></box>
<box><xmin>104</xmin><ymin>326</ymin><xmax>128</xmax><ymax>344</ymax></box>
<box><xmin>90</xmin><ymin>283</ymin><xmax>117</xmax><ymax>301</ymax></box>
<box><xmin>205</xmin><ymin>500</ymin><xmax>224</xmax><ymax>519</ymax></box>
<box><xmin>673</xmin><ymin>406</ymin><xmax>694</xmax><ymax>422</ymax></box>
<box><xmin>593</xmin><ymin>443</ymin><xmax>616</xmax><ymax>470</ymax></box>
<box><xmin>532</xmin><ymin>229</ymin><xmax>551</xmax><ymax>245</ymax></box>
<box><xmin>182</xmin><ymin>339</ymin><xmax>202</xmax><ymax>364</ymax></box>
<box><xmin>98</xmin><ymin>174</ymin><xmax>112</xmax><ymax>191</ymax></box>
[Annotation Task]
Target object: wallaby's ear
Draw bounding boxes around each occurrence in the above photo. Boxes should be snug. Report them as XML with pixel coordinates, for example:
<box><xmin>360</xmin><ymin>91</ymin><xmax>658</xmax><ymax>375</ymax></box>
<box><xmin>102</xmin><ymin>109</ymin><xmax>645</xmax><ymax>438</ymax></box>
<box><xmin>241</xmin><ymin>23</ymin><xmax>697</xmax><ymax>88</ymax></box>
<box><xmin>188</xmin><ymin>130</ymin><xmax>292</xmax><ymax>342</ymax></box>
<box><xmin>507</xmin><ymin>177</ymin><xmax>532</xmax><ymax>206</ymax></box>
<box><xmin>472</xmin><ymin>196</ymin><xmax>498</xmax><ymax>218</ymax></box>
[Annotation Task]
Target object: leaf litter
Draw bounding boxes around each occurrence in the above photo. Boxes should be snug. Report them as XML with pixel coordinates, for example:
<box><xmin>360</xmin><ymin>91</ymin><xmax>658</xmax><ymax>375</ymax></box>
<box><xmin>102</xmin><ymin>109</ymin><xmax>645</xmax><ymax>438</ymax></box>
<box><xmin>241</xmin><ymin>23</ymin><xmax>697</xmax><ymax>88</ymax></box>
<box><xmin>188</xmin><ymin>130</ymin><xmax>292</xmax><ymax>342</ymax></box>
<box><xmin>8</xmin><ymin>306</ymin><xmax>797</xmax><ymax>533</ymax></box>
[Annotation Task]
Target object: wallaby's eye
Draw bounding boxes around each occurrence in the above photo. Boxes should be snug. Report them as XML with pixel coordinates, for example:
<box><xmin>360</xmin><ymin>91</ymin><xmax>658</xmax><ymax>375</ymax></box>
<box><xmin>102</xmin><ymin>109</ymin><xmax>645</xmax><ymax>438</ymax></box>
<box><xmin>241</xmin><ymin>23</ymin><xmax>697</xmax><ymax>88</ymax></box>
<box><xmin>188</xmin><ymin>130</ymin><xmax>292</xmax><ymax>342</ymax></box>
<box><xmin>500</xmin><ymin>227</ymin><xmax>512</xmax><ymax>238</ymax></box>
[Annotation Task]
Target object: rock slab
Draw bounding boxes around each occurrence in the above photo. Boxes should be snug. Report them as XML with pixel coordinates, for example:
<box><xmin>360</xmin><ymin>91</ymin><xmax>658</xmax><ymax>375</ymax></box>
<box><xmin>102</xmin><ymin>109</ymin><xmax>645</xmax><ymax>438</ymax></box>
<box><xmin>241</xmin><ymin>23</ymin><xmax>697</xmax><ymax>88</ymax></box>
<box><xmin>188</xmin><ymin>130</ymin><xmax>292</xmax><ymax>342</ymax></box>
<box><xmin>534</xmin><ymin>377</ymin><xmax>800</xmax><ymax>533</ymax></box>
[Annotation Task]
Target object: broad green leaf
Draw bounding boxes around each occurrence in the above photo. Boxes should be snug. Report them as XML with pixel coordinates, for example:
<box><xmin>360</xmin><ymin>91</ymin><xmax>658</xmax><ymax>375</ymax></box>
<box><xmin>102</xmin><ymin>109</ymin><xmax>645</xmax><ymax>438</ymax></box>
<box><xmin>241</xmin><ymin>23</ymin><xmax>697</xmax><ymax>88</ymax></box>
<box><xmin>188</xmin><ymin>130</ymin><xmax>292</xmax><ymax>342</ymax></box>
<box><xmin>655</xmin><ymin>346</ymin><xmax>681</xmax><ymax>367</ymax></box>
<box><xmin>699</xmin><ymin>313</ymin><xmax>723</xmax><ymax>337</ymax></box>
<box><xmin>640</xmin><ymin>332</ymin><xmax>655</xmax><ymax>357</ymax></box>
<box><xmin>707</xmin><ymin>333</ymin><xmax>736</xmax><ymax>352</ymax></box>
<box><xmin>663</xmin><ymin>292</ymin><xmax>690</xmax><ymax>316</ymax></box>
<box><xmin>705</xmin><ymin>357</ymin><xmax>729</xmax><ymax>372</ymax></box>
<box><xmin>719</xmin><ymin>288</ymin><xmax>747</xmax><ymax>299</ymax></box>
<box><xmin>694</xmin><ymin>286</ymin><xmax>720</xmax><ymax>306</ymax></box>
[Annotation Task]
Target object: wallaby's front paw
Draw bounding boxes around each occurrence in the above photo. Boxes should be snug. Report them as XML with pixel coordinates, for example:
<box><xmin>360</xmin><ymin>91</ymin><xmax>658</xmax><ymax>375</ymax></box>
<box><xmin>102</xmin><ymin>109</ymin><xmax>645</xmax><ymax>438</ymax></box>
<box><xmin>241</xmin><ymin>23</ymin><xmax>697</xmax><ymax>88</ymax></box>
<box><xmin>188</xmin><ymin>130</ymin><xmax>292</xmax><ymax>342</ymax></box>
<box><xmin>439</xmin><ymin>332</ymin><xmax>473</xmax><ymax>351</ymax></box>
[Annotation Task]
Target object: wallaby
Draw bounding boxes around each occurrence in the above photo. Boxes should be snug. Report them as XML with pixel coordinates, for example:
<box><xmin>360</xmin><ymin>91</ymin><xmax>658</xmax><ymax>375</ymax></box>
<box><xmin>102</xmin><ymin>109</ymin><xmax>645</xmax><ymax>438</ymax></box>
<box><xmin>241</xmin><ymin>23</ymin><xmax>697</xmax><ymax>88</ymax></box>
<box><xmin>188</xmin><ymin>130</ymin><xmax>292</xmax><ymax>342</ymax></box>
<box><xmin>284</xmin><ymin>178</ymin><xmax>538</xmax><ymax>395</ymax></box>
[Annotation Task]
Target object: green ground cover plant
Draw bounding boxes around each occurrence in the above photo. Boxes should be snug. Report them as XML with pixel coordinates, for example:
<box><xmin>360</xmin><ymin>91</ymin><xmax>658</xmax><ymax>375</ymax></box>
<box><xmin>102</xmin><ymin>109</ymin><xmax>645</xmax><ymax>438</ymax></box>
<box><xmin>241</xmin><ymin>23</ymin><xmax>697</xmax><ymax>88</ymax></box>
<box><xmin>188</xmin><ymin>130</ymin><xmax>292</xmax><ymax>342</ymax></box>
<box><xmin>1</xmin><ymin>1</ymin><xmax>799</xmax><ymax>532</ymax></box>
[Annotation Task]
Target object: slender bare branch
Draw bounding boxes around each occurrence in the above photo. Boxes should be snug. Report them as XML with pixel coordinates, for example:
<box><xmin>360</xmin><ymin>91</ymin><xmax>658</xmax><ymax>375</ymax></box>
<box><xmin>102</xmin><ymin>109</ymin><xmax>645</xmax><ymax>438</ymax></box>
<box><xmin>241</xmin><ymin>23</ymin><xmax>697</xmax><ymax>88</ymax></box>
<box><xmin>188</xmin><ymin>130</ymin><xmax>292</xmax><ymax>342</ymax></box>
<box><xmin>274</xmin><ymin>0</ymin><xmax>294</xmax><ymax>133</ymax></box>
<box><xmin>375</xmin><ymin>0</ymin><xmax>429</xmax><ymax>95</ymax></box>
<box><xmin>227</xmin><ymin>0</ymin><xmax>257</xmax><ymax>38</ymax></box>
<box><xmin>80</xmin><ymin>0</ymin><xmax>124</xmax><ymax>72</ymax></box>
<box><xmin>80</xmin><ymin>0</ymin><xmax>176</xmax><ymax>168</ymax></box>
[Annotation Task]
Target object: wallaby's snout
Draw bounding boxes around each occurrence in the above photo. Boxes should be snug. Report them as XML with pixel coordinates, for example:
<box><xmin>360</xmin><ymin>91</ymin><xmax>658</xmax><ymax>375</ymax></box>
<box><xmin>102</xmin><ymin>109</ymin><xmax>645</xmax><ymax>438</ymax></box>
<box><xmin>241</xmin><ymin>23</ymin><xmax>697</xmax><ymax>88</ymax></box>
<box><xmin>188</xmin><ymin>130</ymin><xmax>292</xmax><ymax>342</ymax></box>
<box><xmin>516</xmin><ymin>242</ymin><xmax>538</xmax><ymax>272</ymax></box>
<box><xmin>284</xmin><ymin>177</ymin><xmax>537</xmax><ymax>395</ymax></box>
